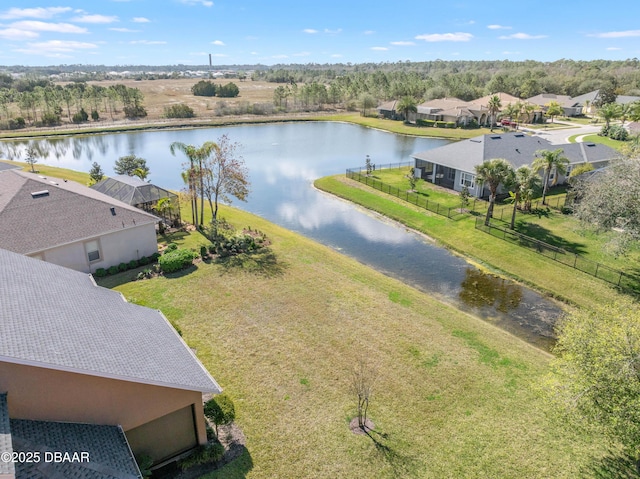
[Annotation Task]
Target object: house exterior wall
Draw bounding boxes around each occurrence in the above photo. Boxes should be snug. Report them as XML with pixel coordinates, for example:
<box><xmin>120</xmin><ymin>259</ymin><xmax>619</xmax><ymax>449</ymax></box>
<box><xmin>0</xmin><ymin>362</ymin><xmax>207</xmax><ymax>464</ymax></box>
<box><xmin>29</xmin><ymin>222</ymin><xmax>158</xmax><ymax>274</ymax></box>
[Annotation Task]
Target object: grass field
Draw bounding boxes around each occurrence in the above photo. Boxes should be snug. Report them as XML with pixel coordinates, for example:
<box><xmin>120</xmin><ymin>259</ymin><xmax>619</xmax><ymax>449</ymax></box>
<box><xmin>112</xmin><ymin>206</ymin><xmax>607</xmax><ymax>478</ymax></box>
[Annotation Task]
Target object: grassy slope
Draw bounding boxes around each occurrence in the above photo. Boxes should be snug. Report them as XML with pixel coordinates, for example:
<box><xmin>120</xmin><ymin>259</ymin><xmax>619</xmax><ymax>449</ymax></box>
<box><xmin>115</xmin><ymin>206</ymin><xmax>603</xmax><ymax>479</ymax></box>
<box><xmin>0</xmin><ymin>158</ymin><xmax>91</xmax><ymax>184</ymax></box>
<box><xmin>315</xmin><ymin>175</ymin><xmax>626</xmax><ymax>310</ymax></box>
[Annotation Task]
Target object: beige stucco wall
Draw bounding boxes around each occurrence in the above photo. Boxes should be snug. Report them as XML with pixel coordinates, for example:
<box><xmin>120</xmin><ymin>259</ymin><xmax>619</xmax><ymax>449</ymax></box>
<box><xmin>29</xmin><ymin>222</ymin><xmax>158</xmax><ymax>273</ymax></box>
<box><xmin>0</xmin><ymin>362</ymin><xmax>207</xmax><ymax>461</ymax></box>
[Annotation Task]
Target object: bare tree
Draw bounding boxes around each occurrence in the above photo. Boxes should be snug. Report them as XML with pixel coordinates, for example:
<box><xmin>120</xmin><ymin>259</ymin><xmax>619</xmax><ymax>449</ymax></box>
<box><xmin>350</xmin><ymin>357</ymin><xmax>377</xmax><ymax>431</ymax></box>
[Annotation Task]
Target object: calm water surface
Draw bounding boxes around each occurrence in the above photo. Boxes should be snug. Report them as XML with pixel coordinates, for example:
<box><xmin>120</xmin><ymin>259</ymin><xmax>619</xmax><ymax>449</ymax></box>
<box><xmin>2</xmin><ymin>122</ymin><xmax>561</xmax><ymax>349</ymax></box>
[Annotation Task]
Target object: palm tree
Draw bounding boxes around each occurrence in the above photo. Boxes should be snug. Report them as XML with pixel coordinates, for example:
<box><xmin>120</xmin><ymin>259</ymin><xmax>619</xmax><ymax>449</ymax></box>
<box><xmin>475</xmin><ymin>158</ymin><xmax>515</xmax><ymax>226</ymax></box>
<box><xmin>544</xmin><ymin>101</ymin><xmax>563</xmax><ymax>123</ymax></box>
<box><xmin>397</xmin><ymin>96</ymin><xmax>417</xmax><ymax>124</ymax></box>
<box><xmin>487</xmin><ymin>95</ymin><xmax>502</xmax><ymax>131</ymax></box>
<box><xmin>532</xmin><ymin>148</ymin><xmax>570</xmax><ymax>205</ymax></box>
<box><xmin>170</xmin><ymin>141</ymin><xmax>220</xmax><ymax>227</ymax></box>
<box><xmin>597</xmin><ymin>102</ymin><xmax>621</xmax><ymax>129</ymax></box>
<box><xmin>508</xmin><ymin>166</ymin><xmax>542</xmax><ymax>229</ymax></box>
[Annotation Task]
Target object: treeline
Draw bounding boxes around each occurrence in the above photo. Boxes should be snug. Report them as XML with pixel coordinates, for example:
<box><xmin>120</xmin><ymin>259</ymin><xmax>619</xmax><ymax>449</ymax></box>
<box><xmin>0</xmin><ymin>79</ymin><xmax>146</xmax><ymax>130</ymax></box>
<box><xmin>253</xmin><ymin>58</ymin><xmax>640</xmax><ymax>103</ymax></box>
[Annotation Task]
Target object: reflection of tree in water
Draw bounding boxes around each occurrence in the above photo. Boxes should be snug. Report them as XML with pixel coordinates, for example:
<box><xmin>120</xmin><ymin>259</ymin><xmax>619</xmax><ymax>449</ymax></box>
<box><xmin>0</xmin><ymin>134</ymin><xmax>121</xmax><ymax>164</ymax></box>
<box><xmin>459</xmin><ymin>268</ymin><xmax>523</xmax><ymax>313</ymax></box>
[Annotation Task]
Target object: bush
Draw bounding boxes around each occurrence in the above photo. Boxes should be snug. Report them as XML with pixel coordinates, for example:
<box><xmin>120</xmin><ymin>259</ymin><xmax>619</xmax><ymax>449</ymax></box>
<box><xmin>118</xmin><ymin>262</ymin><xmax>128</xmax><ymax>272</ymax></box>
<box><xmin>200</xmin><ymin>244</ymin><xmax>209</xmax><ymax>258</ymax></box>
<box><xmin>139</xmin><ymin>255</ymin><xmax>150</xmax><ymax>266</ymax></box>
<box><xmin>91</xmin><ymin>110</ymin><xmax>99</xmax><ymax>121</ymax></box>
<box><xmin>217</xmin><ymin>82</ymin><xmax>240</xmax><ymax>98</ymax></box>
<box><xmin>72</xmin><ymin>108</ymin><xmax>88</xmax><ymax>123</ymax></box>
<box><xmin>204</xmin><ymin>394</ymin><xmax>236</xmax><ymax>437</ymax></box>
<box><xmin>107</xmin><ymin>265</ymin><xmax>119</xmax><ymax>275</ymax></box>
<box><xmin>192</xmin><ymin>80</ymin><xmax>217</xmax><ymax>97</ymax></box>
<box><xmin>165</xmin><ymin>242</ymin><xmax>178</xmax><ymax>253</ymax></box>
<box><xmin>158</xmin><ymin>248</ymin><xmax>197</xmax><ymax>273</ymax></box>
<box><xmin>41</xmin><ymin>111</ymin><xmax>60</xmax><ymax>126</ymax></box>
<box><xmin>150</xmin><ymin>252</ymin><xmax>161</xmax><ymax>262</ymax></box>
<box><xmin>179</xmin><ymin>443</ymin><xmax>224</xmax><ymax>471</ymax></box>
<box><xmin>609</xmin><ymin>124</ymin><xmax>629</xmax><ymax>141</ymax></box>
<box><xmin>128</xmin><ymin>259</ymin><xmax>139</xmax><ymax>269</ymax></box>
<box><xmin>164</xmin><ymin>103</ymin><xmax>195</xmax><ymax>118</ymax></box>
<box><xmin>445</xmin><ymin>121</ymin><xmax>456</xmax><ymax>129</ymax></box>
<box><xmin>94</xmin><ymin>268</ymin><xmax>107</xmax><ymax>278</ymax></box>
<box><xmin>124</xmin><ymin>105</ymin><xmax>147</xmax><ymax>118</ymax></box>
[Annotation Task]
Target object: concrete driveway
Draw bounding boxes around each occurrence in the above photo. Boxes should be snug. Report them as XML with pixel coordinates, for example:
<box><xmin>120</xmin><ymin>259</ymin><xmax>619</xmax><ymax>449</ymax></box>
<box><xmin>520</xmin><ymin>120</ymin><xmax>602</xmax><ymax>145</ymax></box>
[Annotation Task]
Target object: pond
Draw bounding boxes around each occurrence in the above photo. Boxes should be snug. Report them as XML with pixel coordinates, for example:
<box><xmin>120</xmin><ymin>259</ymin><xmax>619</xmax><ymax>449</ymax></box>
<box><xmin>1</xmin><ymin>122</ymin><xmax>561</xmax><ymax>349</ymax></box>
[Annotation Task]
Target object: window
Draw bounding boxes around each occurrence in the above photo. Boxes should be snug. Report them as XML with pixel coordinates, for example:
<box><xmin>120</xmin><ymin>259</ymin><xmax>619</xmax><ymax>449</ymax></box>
<box><xmin>460</xmin><ymin>172</ymin><xmax>475</xmax><ymax>189</ymax></box>
<box><xmin>85</xmin><ymin>240</ymin><xmax>101</xmax><ymax>263</ymax></box>
<box><xmin>447</xmin><ymin>168</ymin><xmax>456</xmax><ymax>181</ymax></box>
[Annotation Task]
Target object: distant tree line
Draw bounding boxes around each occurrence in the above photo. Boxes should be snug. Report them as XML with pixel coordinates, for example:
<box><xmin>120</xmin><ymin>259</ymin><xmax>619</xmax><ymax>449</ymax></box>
<box><xmin>0</xmin><ymin>78</ymin><xmax>147</xmax><ymax>130</ymax></box>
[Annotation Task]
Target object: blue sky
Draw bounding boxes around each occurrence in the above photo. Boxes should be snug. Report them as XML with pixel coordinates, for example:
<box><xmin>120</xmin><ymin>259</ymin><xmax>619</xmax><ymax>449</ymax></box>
<box><xmin>1</xmin><ymin>1</ymin><xmax>639</xmax><ymax>66</ymax></box>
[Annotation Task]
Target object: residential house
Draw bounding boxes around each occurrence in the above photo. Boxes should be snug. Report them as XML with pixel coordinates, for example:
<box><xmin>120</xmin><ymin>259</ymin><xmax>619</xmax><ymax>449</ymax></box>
<box><xmin>377</xmin><ymin>100</ymin><xmax>403</xmax><ymax>120</ymax></box>
<box><xmin>91</xmin><ymin>175</ymin><xmax>181</xmax><ymax>227</ymax></box>
<box><xmin>572</xmin><ymin>89</ymin><xmax>640</xmax><ymax>115</ymax></box>
<box><xmin>416</xmin><ymin>98</ymin><xmax>488</xmax><ymax>126</ymax></box>
<box><xmin>0</xmin><ymin>248</ymin><xmax>222</xmax><ymax>472</ymax></box>
<box><xmin>526</xmin><ymin>93</ymin><xmax>582</xmax><ymax>117</ymax></box>
<box><xmin>412</xmin><ymin>132</ymin><xmax>617</xmax><ymax>198</ymax></box>
<box><xmin>0</xmin><ymin>168</ymin><xmax>159</xmax><ymax>273</ymax></box>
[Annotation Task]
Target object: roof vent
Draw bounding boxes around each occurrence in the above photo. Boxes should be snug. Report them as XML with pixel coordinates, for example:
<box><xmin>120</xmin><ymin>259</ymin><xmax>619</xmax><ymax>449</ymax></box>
<box><xmin>514</xmin><ymin>133</ymin><xmax>525</xmax><ymax>138</ymax></box>
<box><xmin>31</xmin><ymin>190</ymin><xmax>49</xmax><ymax>198</ymax></box>
<box><xmin>110</xmin><ymin>207</ymin><xmax>116</xmax><ymax>216</ymax></box>
<box><xmin>49</xmin><ymin>180</ymin><xmax>58</xmax><ymax>186</ymax></box>
<box><xmin>586</xmin><ymin>143</ymin><xmax>596</xmax><ymax>147</ymax></box>
<box><xmin>490</xmin><ymin>135</ymin><xmax>501</xmax><ymax>140</ymax></box>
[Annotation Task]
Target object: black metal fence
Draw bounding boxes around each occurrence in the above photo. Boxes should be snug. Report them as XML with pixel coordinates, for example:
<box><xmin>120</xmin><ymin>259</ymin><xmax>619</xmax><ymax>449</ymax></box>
<box><xmin>475</xmin><ymin>217</ymin><xmax>638</xmax><ymax>293</ymax></box>
<box><xmin>346</xmin><ymin>163</ymin><xmax>469</xmax><ymax>220</ymax></box>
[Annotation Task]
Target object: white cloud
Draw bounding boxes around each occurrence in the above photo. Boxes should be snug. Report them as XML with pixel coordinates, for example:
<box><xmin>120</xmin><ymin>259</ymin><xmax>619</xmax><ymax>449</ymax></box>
<box><xmin>180</xmin><ymin>0</ymin><xmax>214</xmax><ymax>6</ymax></box>
<box><xmin>390</xmin><ymin>41</ymin><xmax>415</xmax><ymax>46</ymax></box>
<box><xmin>590</xmin><ymin>30</ymin><xmax>640</xmax><ymax>38</ymax></box>
<box><xmin>331</xmin><ymin>53</ymin><xmax>343</xmax><ymax>57</ymax></box>
<box><xmin>303</xmin><ymin>29</ymin><xmax>318</xmax><ymax>34</ymax></box>
<box><xmin>73</xmin><ymin>14</ymin><xmax>119</xmax><ymax>24</ymax></box>
<box><xmin>130</xmin><ymin>40</ymin><xmax>167</xmax><ymax>44</ymax></box>
<box><xmin>110</xmin><ymin>27</ymin><xmax>140</xmax><ymax>32</ymax></box>
<box><xmin>211</xmin><ymin>40</ymin><xmax>225</xmax><ymax>46</ymax></box>
<box><xmin>324</xmin><ymin>28</ymin><xmax>342</xmax><ymax>34</ymax></box>
<box><xmin>211</xmin><ymin>53</ymin><xmax>227</xmax><ymax>57</ymax></box>
<box><xmin>371</xmin><ymin>46</ymin><xmax>388</xmax><ymax>51</ymax></box>
<box><xmin>488</xmin><ymin>24</ymin><xmax>511</xmax><ymax>30</ymax></box>
<box><xmin>132</xmin><ymin>17</ymin><xmax>150</xmax><ymax>23</ymax></box>
<box><xmin>606</xmin><ymin>47</ymin><xmax>622</xmax><ymax>51</ymax></box>
<box><xmin>189</xmin><ymin>51</ymin><xmax>208</xmax><ymax>56</ymax></box>
<box><xmin>415</xmin><ymin>32</ymin><xmax>473</xmax><ymax>42</ymax></box>
<box><xmin>0</xmin><ymin>28</ymin><xmax>39</xmax><ymax>40</ymax></box>
<box><xmin>499</xmin><ymin>33</ymin><xmax>547</xmax><ymax>40</ymax></box>
<box><xmin>16</xmin><ymin>39</ymin><xmax>98</xmax><ymax>55</ymax></box>
<box><xmin>363</xmin><ymin>30</ymin><xmax>375</xmax><ymax>35</ymax></box>
<box><xmin>9</xmin><ymin>21</ymin><xmax>88</xmax><ymax>34</ymax></box>
<box><xmin>250</xmin><ymin>51</ymin><xmax>258</xmax><ymax>55</ymax></box>
<box><xmin>0</xmin><ymin>7</ymin><xmax>72</xmax><ymax>19</ymax></box>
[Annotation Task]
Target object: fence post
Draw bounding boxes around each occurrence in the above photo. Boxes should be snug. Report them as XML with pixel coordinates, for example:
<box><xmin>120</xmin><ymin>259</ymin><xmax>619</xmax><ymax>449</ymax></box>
<box><xmin>594</xmin><ymin>263</ymin><xmax>600</xmax><ymax>278</ymax></box>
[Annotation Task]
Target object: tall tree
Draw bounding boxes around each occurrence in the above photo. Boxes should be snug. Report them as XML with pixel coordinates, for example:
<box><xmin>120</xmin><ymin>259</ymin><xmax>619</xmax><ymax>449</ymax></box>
<box><xmin>487</xmin><ymin>95</ymin><xmax>502</xmax><ymax>131</ymax></box>
<box><xmin>396</xmin><ymin>96</ymin><xmax>417</xmax><ymax>123</ymax></box>
<box><xmin>508</xmin><ymin>165</ymin><xmax>541</xmax><ymax>229</ymax></box>
<box><xmin>201</xmin><ymin>134</ymin><xmax>250</xmax><ymax>228</ymax></box>
<box><xmin>544</xmin><ymin>100</ymin><xmax>563</xmax><ymax>123</ymax></box>
<box><xmin>597</xmin><ymin>102</ymin><xmax>621</xmax><ymax>129</ymax></box>
<box><xmin>532</xmin><ymin>148</ymin><xmax>569</xmax><ymax>205</ymax></box>
<box><xmin>545</xmin><ymin>300</ymin><xmax>640</xmax><ymax>472</ymax></box>
<box><xmin>89</xmin><ymin>161</ymin><xmax>104</xmax><ymax>184</ymax></box>
<box><xmin>474</xmin><ymin>158</ymin><xmax>515</xmax><ymax>226</ymax></box>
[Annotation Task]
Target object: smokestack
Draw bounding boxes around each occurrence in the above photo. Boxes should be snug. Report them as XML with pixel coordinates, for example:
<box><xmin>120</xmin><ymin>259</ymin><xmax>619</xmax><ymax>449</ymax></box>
<box><xmin>209</xmin><ymin>54</ymin><xmax>212</xmax><ymax>67</ymax></box>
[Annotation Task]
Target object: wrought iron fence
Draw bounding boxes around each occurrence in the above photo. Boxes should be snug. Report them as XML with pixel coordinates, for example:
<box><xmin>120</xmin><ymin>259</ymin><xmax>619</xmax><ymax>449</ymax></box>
<box><xmin>475</xmin><ymin>217</ymin><xmax>638</xmax><ymax>293</ymax></box>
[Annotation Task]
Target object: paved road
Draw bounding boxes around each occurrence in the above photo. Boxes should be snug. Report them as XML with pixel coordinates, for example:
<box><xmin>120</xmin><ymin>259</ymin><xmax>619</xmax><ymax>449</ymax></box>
<box><xmin>520</xmin><ymin>121</ymin><xmax>602</xmax><ymax>145</ymax></box>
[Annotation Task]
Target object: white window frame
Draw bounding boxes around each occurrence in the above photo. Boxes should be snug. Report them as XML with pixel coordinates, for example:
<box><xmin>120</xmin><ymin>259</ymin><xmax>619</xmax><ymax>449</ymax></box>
<box><xmin>85</xmin><ymin>239</ymin><xmax>102</xmax><ymax>263</ymax></box>
<box><xmin>460</xmin><ymin>172</ymin><xmax>475</xmax><ymax>189</ymax></box>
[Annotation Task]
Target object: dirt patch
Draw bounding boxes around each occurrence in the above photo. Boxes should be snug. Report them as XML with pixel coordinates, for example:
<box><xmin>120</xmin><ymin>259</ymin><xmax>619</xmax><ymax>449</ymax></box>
<box><xmin>349</xmin><ymin>417</ymin><xmax>375</xmax><ymax>435</ymax></box>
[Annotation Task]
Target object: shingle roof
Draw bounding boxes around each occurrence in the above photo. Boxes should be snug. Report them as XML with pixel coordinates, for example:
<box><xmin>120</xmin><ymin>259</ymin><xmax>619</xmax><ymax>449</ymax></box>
<box><xmin>0</xmin><ymin>170</ymin><xmax>159</xmax><ymax>255</ymax></box>
<box><xmin>11</xmin><ymin>419</ymin><xmax>141</xmax><ymax>479</ymax></box>
<box><xmin>0</xmin><ymin>394</ymin><xmax>14</xmax><ymax>477</ymax></box>
<box><xmin>412</xmin><ymin>132</ymin><xmax>619</xmax><ymax>174</ymax></box>
<box><xmin>90</xmin><ymin>175</ymin><xmax>178</xmax><ymax>206</ymax></box>
<box><xmin>0</xmin><ymin>248</ymin><xmax>221</xmax><ymax>393</ymax></box>
<box><xmin>526</xmin><ymin>93</ymin><xmax>574</xmax><ymax>108</ymax></box>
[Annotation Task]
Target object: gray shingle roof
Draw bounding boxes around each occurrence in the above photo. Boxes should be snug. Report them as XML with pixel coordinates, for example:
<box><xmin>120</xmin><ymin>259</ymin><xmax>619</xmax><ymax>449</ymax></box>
<box><xmin>0</xmin><ymin>394</ymin><xmax>14</xmax><ymax>477</ymax></box>
<box><xmin>90</xmin><ymin>175</ymin><xmax>178</xmax><ymax>206</ymax></box>
<box><xmin>0</xmin><ymin>170</ymin><xmax>159</xmax><ymax>255</ymax></box>
<box><xmin>0</xmin><ymin>248</ymin><xmax>221</xmax><ymax>393</ymax></box>
<box><xmin>412</xmin><ymin>132</ymin><xmax>619</xmax><ymax>174</ymax></box>
<box><xmin>11</xmin><ymin>419</ymin><xmax>141</xmax><ymax>479</ymax></box>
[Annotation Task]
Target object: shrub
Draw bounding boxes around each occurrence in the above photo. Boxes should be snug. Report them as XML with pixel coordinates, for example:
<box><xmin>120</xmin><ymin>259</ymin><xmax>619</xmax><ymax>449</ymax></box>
<box><xmin>41</xmin><ymin>111</ymin><xmax>60</xmax><ymax>126</ymax></box>
<box><xmin>107</xmin><ymin>265</ymin><xmax>119</xmax><ymax>275</ymax></box>
<box><xmin>91</xmin><ymin>110</ymin><xmax>99</xmax><ymax>121</ymax></box>
<box><xmin>94</xmin><ymin>268</ymin><xmax>107</xmax><ymax>278</ymax></box>
<box><xmin>217</xmin><ymin>82</ymin><xmax>240</xmax><ymax>98</ymax></box>
<box><xmin>165</xmin><ymin>242</ymin><xmax>178</xmax><ymax>253</ymax></box>
<box><xmin>179</xmin><ymin>443</ymin><xmax>224</xmax><ymax>471</ymax></box>
<box><xmin>164</xmin><ymin>104</ymin><xmax>195</xmax><ymax>119</ymax></box>
<box><xmin>72</xmin><ymin>108</ymin><xmax>88</xmax><ymax>123</ymax></box>
<box><xmin>158</xmin><ymin>248</ymin><xmax>197</xmax><ymax>273</ymax></box>
<box><xmin>118</xmin><ymin>262</ymin><xmax>128</xmax><ymax>272</ymax></box>
<box><xmin>150</xmin><ymin>252</ymin><xmax>161</xmax><ymax>262</ymax></box>
<box><xmin>128</xmin><ymin>259</ymin><xmax>139</xmax><ymax>269</ymax></box>
<box><xmin>608</xmin><ymin>124</ymin><xmax>628</xmax><ymax>141</ymax></box>
<box><xmin>445</xmin><ymin>121</ymin><xmax>456</xmax><ymax>129</ymax></box>
<box><xmin>124</xmin><ymin>105</ymin><xmax>147</xmax><ymax>118</ymax></box>
<box><xmin>139</xmin><ymin>256</ymin><xmax>149</xmax><ymax>266</ymax></box>
<box><xmin>200</xmin><ymin>244</ymin><xmax>209</xmax><ymax>258</ymax></box>
<box><xmin>191</xmin><ymin>80</ymin><xmax>217</xmax><ymax>97</ymax></box>
<box><xmin>204</xmin><ymin>394</ymin><xmax>236</xmax><ymax>437</ymax></box>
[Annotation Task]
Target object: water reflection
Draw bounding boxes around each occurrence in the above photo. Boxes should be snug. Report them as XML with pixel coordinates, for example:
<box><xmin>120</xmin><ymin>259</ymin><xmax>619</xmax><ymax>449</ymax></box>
<box><xmin>0</xmin><ymin>122</ymin><xmax>563</xmax><ymax>348</ymax></box>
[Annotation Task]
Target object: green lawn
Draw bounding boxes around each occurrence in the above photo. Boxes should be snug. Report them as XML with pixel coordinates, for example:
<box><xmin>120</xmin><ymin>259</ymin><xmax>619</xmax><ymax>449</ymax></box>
<box><xmin>113</xmin><ymin>206</ymin><xmax>607</xmax><ymax>478</ymax></box>
<box><xmin>566</xmin><ymin>133</ymin><xmax>628</xmax><ymax>150</ymax></box>
<box><xmin>0</xmin><ymin>159</ymin><xmax>92</xmax><ymax>184</ymax></box>
<box><xmin>315</xmin><ymin>174</ymin><xmax>630</xmax><ymax>310</ymax></box>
